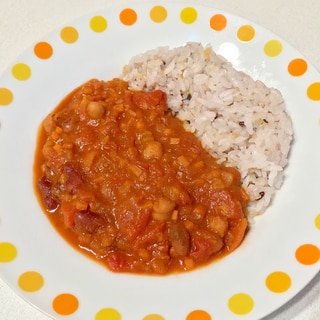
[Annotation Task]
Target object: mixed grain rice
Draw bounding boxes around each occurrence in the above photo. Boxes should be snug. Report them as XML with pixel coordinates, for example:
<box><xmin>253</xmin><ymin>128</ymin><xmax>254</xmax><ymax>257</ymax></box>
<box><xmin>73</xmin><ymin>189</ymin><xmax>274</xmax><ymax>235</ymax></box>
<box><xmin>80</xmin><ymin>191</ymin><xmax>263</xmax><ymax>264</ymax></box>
<box><xmin>121</xmin><ymin>42</ymin><xmax>293</xmax><ymax>217</ymax></box>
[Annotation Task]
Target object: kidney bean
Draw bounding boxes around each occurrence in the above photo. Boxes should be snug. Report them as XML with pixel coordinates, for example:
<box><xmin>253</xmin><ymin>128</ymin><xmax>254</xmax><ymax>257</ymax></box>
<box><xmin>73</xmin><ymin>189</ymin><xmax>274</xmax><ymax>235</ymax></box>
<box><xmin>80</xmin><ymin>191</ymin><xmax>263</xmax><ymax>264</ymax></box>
<box><xmin>38</xmin><ymin>176</ymin><xmax>58</xmax><ymax>212</ymax></box>
<box><xmin>64</xmin><ymin>163</ymin><xmax>83</xmax><ymax>193</ymax></box>
<box><xmin>169</xmin><ymin>222</ymin><xmax>191</xmax><ymax>257</ymax></box>
<box><xmin>74</xmin><ymin>210</ymin><xmax>106</xmax><ymax>234</ymax></box>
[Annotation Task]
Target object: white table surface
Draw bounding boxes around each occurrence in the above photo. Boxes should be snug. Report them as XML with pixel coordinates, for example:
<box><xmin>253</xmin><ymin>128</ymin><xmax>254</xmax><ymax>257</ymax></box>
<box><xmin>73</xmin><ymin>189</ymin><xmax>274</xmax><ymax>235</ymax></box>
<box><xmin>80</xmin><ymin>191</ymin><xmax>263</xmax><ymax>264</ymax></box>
<box><xmin>0</xmin><ymin>0</ymin><xmax>319</xmax><ymax>319</ymax></box>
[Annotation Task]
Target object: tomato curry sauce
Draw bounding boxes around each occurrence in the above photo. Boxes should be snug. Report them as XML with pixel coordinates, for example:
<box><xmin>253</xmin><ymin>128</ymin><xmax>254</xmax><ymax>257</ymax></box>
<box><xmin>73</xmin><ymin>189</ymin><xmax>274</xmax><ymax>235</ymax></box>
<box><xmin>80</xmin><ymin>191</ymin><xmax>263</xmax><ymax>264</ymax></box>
<box><xmin>34</xmin><ymin>78</ymin><xmax>249</xmax><ymax>275</ymax></box>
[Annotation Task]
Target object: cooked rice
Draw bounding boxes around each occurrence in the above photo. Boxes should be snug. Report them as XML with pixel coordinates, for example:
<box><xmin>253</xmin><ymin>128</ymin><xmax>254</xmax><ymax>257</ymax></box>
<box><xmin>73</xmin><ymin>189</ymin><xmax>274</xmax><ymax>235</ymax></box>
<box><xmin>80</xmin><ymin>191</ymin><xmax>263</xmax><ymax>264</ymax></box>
<box><xmin>121</xmin><ymin>42</ymin><xmax>293</xmax><ymax>217</ymax></box>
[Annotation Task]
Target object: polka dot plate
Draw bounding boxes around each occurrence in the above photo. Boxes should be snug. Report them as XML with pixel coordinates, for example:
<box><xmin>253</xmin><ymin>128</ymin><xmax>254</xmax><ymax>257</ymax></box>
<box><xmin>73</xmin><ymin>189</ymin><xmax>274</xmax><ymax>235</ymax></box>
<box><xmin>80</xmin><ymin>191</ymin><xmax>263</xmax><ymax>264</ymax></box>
<box><xmin>0</xmin><ymin>1</ymin><xmax>320</xmax><ymax>319</ymax></box>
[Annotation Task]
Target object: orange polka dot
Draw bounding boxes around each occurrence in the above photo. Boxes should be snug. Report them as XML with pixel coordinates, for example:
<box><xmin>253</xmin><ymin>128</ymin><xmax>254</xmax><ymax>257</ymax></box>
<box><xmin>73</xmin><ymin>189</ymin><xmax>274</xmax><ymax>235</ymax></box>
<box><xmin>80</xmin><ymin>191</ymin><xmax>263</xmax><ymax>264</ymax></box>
<box><xmin>315</xmin><ymin>214</ymin><xmax>320</xmax><ymax>230</ymax></box>
<box><xmin>0</xmin><ymin>242</ymin><xmax>17</xmax><ymax>262</ymax></box>
<box><xmin>150</xmin><ymin>6</ymin><xmax>167</xmax><ymax>23</ymax></box>
<box><xmin>288</xmin><ymin>58</ymin><xmax>308</xmax><ymax>76</ymax></box>
<box><xmin>119</xmin><ymin>8</ymin><xmax>137</xmax><ymax>26</ymax></box>
<box><xmin>90</xmin><ymin>16</ymin><xmax>108</xmax><ymax>32</ymax></box>
<box><xmin>60</xmin><ymin>26</ymin><xmax>79</xmax><ymax>44</ymax></box>
<box><xmin>265</xmin><ymin>271</ymin><xmax>291</xmax><ymax>293</ymax></box>
<box><xmin>210</xmin><ymin>14</ymin><xmax>227</xmax><ymax>31</ymax></box>
<box><xmin>307</xmin><ymin>82</ymin><xmax>320</xmax><ymax>101</ymax></box>
<box><xmin>180</xmin><ymin>7</ymin><xmax>198</xmax><ymax>24</ymax></box>
<box><xmin>186</xmin><ymin>309</ymin><xmax>212</xmax><ymax>320</ymax></box>
<box><xmin>52</xmin><ymin>293</ymin><xmax>79</xmax><ymax>315</ymax></box>
<box><xmin>34</xmin><ymin>41</ymin><xmax>53</xmax><ymax>59</ymax></box>
<box><xmin>237</xmin><ymin>25</ymin><xmax>255</xmax><ymax>42</ymax></box>
<box><xmin>228</xmin><ymin>293</ymin><xmax>254</xmax><ymax>315</ymax></box>
<box><xmin>143</xmin><ymin>314</ymin><xmax>165</xmax><ymax>320</ymax></box>
<box><xmin>0</xmin><ymin>88</ymin><xmax>14</xmax><ymax>106</ymax></box>
<box><xmin>295</xmin><ymin>244</ymin><xmax>320</xmax><ymax>265</ymax></box>
<box><xmin>95</xmin><ymin>308</ymin><xmax>121</xmax><ymax>320</ymax></box>
<box><xmin>18</xmin><ymin>271</ymin><xmax>44</xmax><ymax>292</ymax></box>
<box><xmin>11</xmin><ymin>63</ymin><xmax>31</xmax><ymax>81</ymax></box>
<box><xmin>264</xmin><ymin>40</ymin><xmax>283</xmax><ymax>57</ymax></box>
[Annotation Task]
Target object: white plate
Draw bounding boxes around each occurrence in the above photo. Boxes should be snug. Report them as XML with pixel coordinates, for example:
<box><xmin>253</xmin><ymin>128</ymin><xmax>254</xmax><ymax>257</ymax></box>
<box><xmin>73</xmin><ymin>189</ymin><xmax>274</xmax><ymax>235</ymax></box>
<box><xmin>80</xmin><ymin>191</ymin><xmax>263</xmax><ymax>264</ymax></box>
<box><xmin>0</xmin><ymin>1</ymin><xmax>320</xmax><ymax>319</ymax></box>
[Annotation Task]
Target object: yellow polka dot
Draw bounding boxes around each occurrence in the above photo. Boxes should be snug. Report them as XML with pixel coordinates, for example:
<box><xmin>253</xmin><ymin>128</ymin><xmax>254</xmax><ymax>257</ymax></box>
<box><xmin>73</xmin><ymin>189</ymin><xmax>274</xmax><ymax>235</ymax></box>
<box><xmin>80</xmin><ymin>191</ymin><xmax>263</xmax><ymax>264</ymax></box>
<box><xmin>11</xmin><ymin>63</ymin><xmax>31</xmax><ymax>81</ymax></box>
<box><xmin>237</xmin><ymin>25</ymin><xmax>255</xmax><ymax>42</ymax></box>
<box><xmin>0</xmin><ymin>88</ymin><xmax>14</xmax><ymax>106</ymax></box>
<box><xmin>52</xmin><ymin>293</ymin><xmax>79</xmax><ymax>316</ymax></box>
<box><xmin>95</xmin><ymin>308</ymin><xmax>122</xmax><ymax>320</ymax></box>
<box><xmin>60</xmin><ymin>26</ymin><xmax>79</xmax><ymax>44</ymax></box>
<box><xmin>180</xmin><ymin>7</ymin><xmax>198</xmax><ymax>24</ymax></box>
<box><xmin>265</xmin><ymin>271</ymin><xmax>291</xmax><ymax>293</ymax></box>
<box><xmin>295</xmin><ymin>243</ymin><xmax>320</xmax><ymax>265</ymax></box>
<box><xmin>18</xmin><ymin>271</ymin><xmax>44</xmax><ymax>292</ymax></box>
<box><xmin>186</xmin><ymin>309</ymin><xmax>212</xmax><ymax>320</ymax></box>
<box><xmin>90</xmin><ymin>16</ymin><xmax>108</xmax><ymax>32</ymax></box>
<box><xmin>0</xmin><ymin>242</ymin><xmax>17</xmax><ymax>262</ymax></box>
<box><xmin>264</xmin><ymin>40</ymin><xmax>283</xmax><ymax>57</ymax></box>
<box><xmin>150</xmin><ymin>6</ymin><xmax>167</xmax><ymax>23</ymax></box>
<box><xmin>315</xmin><ymin>214</ymin><xmax>320</xmax><ymax>230</ymax></box>
<box><xmin>307</xmin><ymin>82</ymin><xmax>320</xmax><ymax>101</ymax></box>
<box><xmin>142</xmin><ymin>314</ymin><xmax>165</xmax><ymax>320</ymax></box>
<box><xmin>228</xmin><ymin>293</ymin><xmax>254</xmax><ymax>315</ymax></box>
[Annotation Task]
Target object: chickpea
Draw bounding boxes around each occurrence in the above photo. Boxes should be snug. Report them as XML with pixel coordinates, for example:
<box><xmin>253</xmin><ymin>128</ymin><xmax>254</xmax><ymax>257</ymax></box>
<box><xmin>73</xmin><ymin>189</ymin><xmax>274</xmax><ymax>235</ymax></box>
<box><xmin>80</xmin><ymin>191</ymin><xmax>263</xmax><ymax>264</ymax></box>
<box><xmin>42</xmin><ymin>113</ymin><xmax>55</xmax><ymax>134</ymax></box>
<box><xmin>81</xmin><ymin>85</ymin><xmax>93</xmax><ymax>95</ymax></box>
<box><xmin>164</xmin><ymin>184</ymin><xmax>190</xmax><ymax>205</ymax></box>
<box><xmin>152</xmin><ymin>197</ymin><xmax>175</xmax><ymax>221</ymax></box>
<box><xmin>142</xmin><ymin>141</ymin><xmax>163</xmax><ymax>160</ymax></box>
<box><xmin>221</xmin><ymin>170</ymin><xmax>234</xmax><ymax>187</ymax></box>
<box><xmin>192</xmin><ymin>204</ymin><xmax>207</xmax><ymax>220</ymax></box>
<box><xmin>207</xmin><ymin>214</ymin><xmax>228</xmax><ymax>238</ymax></box>
<box><xmin>86</xmin><ymin>101</ymin><xmax>105</xmax><ymax>119</ymax></box>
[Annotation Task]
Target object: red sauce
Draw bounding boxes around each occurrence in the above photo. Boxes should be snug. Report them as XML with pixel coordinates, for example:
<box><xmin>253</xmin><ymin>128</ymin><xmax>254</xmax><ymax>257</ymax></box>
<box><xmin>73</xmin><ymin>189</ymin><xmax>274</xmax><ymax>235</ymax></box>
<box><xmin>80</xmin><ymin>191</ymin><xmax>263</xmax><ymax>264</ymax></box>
<box><xmin>34</xmin><ymin>78</ymin><xmax>249</xmax><ymax>275</ymax></box>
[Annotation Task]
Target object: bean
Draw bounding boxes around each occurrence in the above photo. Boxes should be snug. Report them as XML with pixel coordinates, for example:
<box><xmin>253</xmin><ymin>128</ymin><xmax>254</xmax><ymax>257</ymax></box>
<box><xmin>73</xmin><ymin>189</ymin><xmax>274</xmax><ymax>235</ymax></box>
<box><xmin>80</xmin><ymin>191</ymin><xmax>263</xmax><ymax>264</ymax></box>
<box><xmin>38</xmin><ymin>176</ymin><xmax>59</xmax><ymax>211</ymax></box>
<box><xmin>42</xmin><ymin>113</ymin><xmax>55</xmax><ymax>134</ymax></box>
<box><xmin>143</xmin><ymin>141</ymin><xmax>163</xmax><ymax>160</ymax></box>
<box><xmin>169</xmin><ymin>222</ymin><xmax>190</xmax><ymax>257</ymax></box>
<box><xmin>74</xmin><ymin>210</ymin><xmax>106</xmax><ymax>234</ymax></box>
<box><xmin>64</xmin><ymin>163</ymin><xmax>83</xmax><ymax>192</ymax></box>
<box><xmin>86</xmin><ymin>101</ymin><xmax>105</xmax><ymax>119</ymax></box>
<box><xmin>221</xmin><ymin>170</ymin><xmax>234</xmax><ymax>187</ymax></box>
<box><xmin>152</xmin><ymin>197</ymin><xmax>175</xmax><ymax>221</ymax></box>
<box><xmin>164</xmin><ymin>184</ymin><xmax>190</xmax><ymax>205</ymax></box>
<box><xmin>207</xmin><ymin>214</ymin><xmax>228</xmax><ymax>238</ymax></box>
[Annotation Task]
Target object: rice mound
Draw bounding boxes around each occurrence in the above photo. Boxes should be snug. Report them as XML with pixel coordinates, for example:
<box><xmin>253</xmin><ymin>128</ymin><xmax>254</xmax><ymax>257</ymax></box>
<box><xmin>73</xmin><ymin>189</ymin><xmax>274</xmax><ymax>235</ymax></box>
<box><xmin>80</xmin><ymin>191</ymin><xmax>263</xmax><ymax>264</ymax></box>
<box><xmin>121</xmin><ymin>42</ymin><xmax>294</xmax><ymax>217</ymax></box>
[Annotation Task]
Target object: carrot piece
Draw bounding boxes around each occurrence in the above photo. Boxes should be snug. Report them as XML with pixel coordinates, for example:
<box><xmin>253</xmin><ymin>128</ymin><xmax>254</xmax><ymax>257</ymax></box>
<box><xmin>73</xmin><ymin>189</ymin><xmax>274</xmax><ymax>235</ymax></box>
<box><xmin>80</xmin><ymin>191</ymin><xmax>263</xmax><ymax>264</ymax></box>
<box><xmin>60</xmin><ymin>201</ymin><xmax>77</xmax><ymax>228</ymax></box>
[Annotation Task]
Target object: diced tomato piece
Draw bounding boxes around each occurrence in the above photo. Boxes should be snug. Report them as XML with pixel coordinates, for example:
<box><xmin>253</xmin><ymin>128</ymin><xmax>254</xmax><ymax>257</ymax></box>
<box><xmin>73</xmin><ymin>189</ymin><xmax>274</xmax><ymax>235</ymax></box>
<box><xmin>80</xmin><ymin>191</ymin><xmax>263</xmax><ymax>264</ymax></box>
<box><xmin>132</xmin><ymin>90</ymin><xmax>167</xmax><ymax>111</ymax></box>
<box><xmin>190</xmin><ymin>232</ymin><xmax>223</xmax><ymax>262</ymax></box>
<box><xmin>133</xmin><ymin>221</ymin><xmax>166</xmax><ymax>249</ymax></box>
<box><xmin>106</xmin><ymin>252</ymin><xmax>131</xmax><ymax>272</ymax></box>
<box><xmin>211</xmin><ymin>190</ymin><xmax>244</xmax><ymax>220</ymax></box>
<box><xmin>115</xmin><ymin>199</ymin><xmax>151</xmax><ymax>241</ymax></box>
